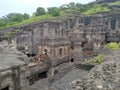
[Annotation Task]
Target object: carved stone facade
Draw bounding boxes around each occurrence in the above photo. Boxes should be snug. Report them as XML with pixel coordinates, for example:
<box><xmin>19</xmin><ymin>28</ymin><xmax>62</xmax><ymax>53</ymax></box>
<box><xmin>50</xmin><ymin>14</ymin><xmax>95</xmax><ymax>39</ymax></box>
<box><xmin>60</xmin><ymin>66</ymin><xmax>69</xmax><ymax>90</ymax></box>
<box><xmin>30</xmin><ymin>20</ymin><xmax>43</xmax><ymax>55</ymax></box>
<box><xmin>11</xmin><ymin>13</ymin><xmax>120</xmax><ymax>63</ymax></box>
<box><xmin>38</xmin><ymin>36</ymin><xmax>70</xmax><ymax>66</ymax></box>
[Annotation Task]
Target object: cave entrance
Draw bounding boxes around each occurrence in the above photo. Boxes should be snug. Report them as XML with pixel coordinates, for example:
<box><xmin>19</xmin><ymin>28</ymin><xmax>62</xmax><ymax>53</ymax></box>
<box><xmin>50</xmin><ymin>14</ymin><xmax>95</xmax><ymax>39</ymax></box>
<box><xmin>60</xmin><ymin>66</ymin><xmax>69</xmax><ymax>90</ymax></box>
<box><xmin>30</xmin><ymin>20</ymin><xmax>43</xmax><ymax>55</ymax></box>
<box><xmin>31</xmin><ymin>54</ymin><xmax>36</xmax><ymax>57</ymax></box>
<box><xmin>28</xmin><ymin>71</ymin><xmax>47</xmax><ymax>85</ymax></box>
<box><xmin>26</xmin><ymin>54</ymin><xmax>36</xmax><ymax>57</ymax></box>
<box><xmin>71</xmin><ymin>58</ymin><xmax>74</xmax><ymax>62</ymax></box>
<box><xmin>1</xmin><ymin>86</ymin><xmax>9</xmax><ymax>90</ymax></box>
<box><xmin>44</xmin><ymin>49</ymin><xmax>48</xmax><ymax>55</ymax></box>
<box><xmin>59</xmin><ymin>48</ymin><xmax>63</xmax><ymax>56</ymax></box>
<box><xmin>38</xmin><ymin>71</ymin><xmax>47</xmax><ymax>79</ymax></box>
<box><xmin>26</xmin><ymin>54</ymin><xmax>31</xmax><ymax>57</ymax></box>
<box><xmin>71</xmin><ymin>42</ymin><xmax>74</xmax><ymax>50</ymax></box>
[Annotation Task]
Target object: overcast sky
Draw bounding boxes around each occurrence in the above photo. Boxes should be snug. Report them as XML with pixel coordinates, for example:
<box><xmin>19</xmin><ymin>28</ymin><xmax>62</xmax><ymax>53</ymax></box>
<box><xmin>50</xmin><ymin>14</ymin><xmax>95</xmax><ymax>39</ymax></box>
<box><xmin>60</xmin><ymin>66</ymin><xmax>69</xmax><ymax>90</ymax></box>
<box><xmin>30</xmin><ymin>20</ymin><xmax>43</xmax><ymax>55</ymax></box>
<box><xmin>0</xmin><ymin>0</ymin><xmax>95</xmax><ymax>17</ymax></box>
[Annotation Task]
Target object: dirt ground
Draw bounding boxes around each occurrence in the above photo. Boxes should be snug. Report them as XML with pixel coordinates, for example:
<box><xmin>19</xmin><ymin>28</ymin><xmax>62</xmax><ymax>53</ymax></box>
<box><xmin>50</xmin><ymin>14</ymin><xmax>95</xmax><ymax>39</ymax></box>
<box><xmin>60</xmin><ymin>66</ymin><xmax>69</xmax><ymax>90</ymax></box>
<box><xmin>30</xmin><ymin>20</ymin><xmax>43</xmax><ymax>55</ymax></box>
<box><xmin>28</xmin><ymin>65</ymin><xmax>89</xmax><ymax>90</ymax></box>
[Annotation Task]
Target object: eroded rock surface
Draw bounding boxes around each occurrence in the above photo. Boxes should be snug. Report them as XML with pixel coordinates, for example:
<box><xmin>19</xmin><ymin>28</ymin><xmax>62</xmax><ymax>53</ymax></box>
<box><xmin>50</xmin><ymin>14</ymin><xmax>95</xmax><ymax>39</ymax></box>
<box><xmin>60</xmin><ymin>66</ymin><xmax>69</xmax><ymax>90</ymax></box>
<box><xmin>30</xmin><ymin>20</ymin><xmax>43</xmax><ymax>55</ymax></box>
<box><xmin>71</xmin><ymin>49</ymin><xmax>120</xmax><ymax>90</ymax></box>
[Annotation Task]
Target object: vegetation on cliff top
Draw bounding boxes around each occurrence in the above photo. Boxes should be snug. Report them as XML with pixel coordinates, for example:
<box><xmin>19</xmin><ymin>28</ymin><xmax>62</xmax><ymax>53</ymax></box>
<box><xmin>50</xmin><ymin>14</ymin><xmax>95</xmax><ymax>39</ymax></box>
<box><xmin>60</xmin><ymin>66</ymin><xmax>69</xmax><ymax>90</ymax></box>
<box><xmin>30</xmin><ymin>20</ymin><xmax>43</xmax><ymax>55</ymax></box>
<box><xmin>0</xmin><ymin>0</ymin><xmax>120</xmax><ymax>29</ymax></box>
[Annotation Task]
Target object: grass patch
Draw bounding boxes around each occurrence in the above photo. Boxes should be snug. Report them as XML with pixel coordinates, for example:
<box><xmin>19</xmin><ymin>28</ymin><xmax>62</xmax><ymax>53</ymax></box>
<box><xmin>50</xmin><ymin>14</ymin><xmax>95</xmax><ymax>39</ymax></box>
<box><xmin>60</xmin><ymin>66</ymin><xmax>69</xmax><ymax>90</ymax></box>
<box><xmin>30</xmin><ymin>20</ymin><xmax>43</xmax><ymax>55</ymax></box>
<box><xmin>108</xmin><ymin>1</ymin><xmax>120</xmax><ymax>6</ymax></box>
<box><xmin>0</xmin><ymin>14</ymin><xmax>58</xmax><ymax>29</ymax></box>
<box><xmin>0</xmin><ymin>11</ymin><xmax>67</xmax><ymax>29</ymax></box>
<box><xmin>82</xmin><ymin>4</ymin><xmax>110</xmax><ymax>15</ymax></box>
<box><xmin>0</xmin><ymin>11</ymin><xmax>70</xmax><ymax>29</ymax></box>
<box><xmin>82</xmin><ymin>0</ymin><xmax>120</xmax><ymax>15</ymax></box>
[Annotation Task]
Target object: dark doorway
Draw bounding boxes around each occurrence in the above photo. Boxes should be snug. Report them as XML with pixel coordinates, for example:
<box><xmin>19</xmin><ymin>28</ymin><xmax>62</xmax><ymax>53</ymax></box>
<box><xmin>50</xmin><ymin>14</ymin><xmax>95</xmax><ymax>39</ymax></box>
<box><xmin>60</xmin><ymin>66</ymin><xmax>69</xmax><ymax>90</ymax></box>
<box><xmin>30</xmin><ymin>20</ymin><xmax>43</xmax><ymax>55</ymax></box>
<box><xmin>71</xmin><ymin>58</ymin><xmax>74</xmax><ymax>62</ymax></box>
<box><xmin>71</xmin><ymin>42</ymin><xmax>74</xmax><ymax>49</ymax></box>
<box><xmin>31</xmin><ymin>54</ymin><xmax>36</xmax><ymax>57</ymax></box>
<box><xmin>38</xmin><ymin>71</ymin><xmax>47</xmax><ymax>79</ymax></box>
<box><xmin>26</xmin><ymin>54</ymin><xmax>31</xmax><ymax>57</ymax></box>
<box><xmin>28</xmin><ymin>71</ymin><xmax>47</xmax><ymax>85</ymax></box>
<box><xmin>1</xmin><ymin>86</ymin><xmax>9</xmax><ymax>90</ymax></box>
<box><xmin>81</xmin><ymin>42</ymin><xmax>85</xmax><ymax>47</ymax></box>
<box><xmin>44</xmin><ymin>49</ymin><xmax>48</xmax><ymax>55</ymax></box>
<box><xmin>111</xmin><ymin>20</ymin><xmax>116</xmax><ymax>30</ymax></box>
<box><xmin>59</xmin><ymin>48</ymin><xmax>62</xmax><ymax>56</ymax></box>
<box><xmin>26</xmin><ymin>54</ymin><xmax>36</xmax><ymax>57</ymax></box>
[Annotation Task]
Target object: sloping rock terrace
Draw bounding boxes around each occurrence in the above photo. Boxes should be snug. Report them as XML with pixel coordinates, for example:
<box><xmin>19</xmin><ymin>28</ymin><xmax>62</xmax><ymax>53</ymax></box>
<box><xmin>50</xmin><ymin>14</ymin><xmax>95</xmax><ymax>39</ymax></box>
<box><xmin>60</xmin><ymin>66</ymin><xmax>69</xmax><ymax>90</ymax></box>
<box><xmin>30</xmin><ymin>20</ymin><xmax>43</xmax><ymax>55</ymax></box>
<box><xmin>71</xmin><ymin>49</ymin><xmax>120</xmax><ymax>90</ymax></box>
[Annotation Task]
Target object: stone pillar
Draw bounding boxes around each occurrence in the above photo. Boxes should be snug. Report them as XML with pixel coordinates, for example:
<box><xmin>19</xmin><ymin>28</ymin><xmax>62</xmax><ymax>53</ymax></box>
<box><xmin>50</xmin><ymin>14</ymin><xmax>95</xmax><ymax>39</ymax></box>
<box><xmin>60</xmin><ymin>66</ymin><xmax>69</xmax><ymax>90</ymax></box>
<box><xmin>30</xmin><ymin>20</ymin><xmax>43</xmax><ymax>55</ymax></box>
<box><xmin>44</xmin><ymin>23</ymin><xmax>49</xmax><ymax>37</ymax></box>
<box><xmin>76</xmin><ymin>16</ymin><xmax>79</xmax><ymax>28</ymax></box>
<box><xmin>73</xmin><ymin>42</ymin><xmax>82</xmax><ymax>64</ymax></box>
<box><xmin>12</xmin><ymin>67</ymin><xmax>21</xmax><ymax>90</ymax></box>
<box><xmin>0</xmin><ymin>77</ymin><xmax>2</xmax><ymax>90</ymax></box>
<box><xmin>108</xmin><ymin>20</ymin><xmax>111</xmax><ymax>30</ymax></box>
<box><xmin>116</xmin><ymin>20</ymin><xmax>119</xmax><ymax>31</ymax></box>
<box><xmin>67</xmin><ymin>19</ymin><xmax>71</xmax><ymax>29</ymax></box>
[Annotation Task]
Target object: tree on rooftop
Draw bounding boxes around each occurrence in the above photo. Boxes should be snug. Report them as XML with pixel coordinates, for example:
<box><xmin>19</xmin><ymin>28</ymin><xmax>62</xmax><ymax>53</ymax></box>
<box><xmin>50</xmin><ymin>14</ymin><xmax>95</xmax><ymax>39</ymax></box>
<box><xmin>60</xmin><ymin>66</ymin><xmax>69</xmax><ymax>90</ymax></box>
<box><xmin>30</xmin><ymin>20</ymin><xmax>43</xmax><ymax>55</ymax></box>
<box><xmin>35</xmin><ymin>7</ymin><xmax>46</xmax><ymax>16</ymax></box>
<box><xmin>59</xmin><ymin>4</ymin><xmax>68</xmax><ymax>10</ymax></box>
<box><xmin>47</xmin><ymin>7</ymin><xmax>60</xmax><ymax>16</ymax></box>
<box><xmin>23</xmin><ymin>13</ymin><xmax>30</xmax><ymax>20</ymax></box>
<box><xmin>6</xmin><ymin>13</ymin><xmax>24</xmax><ymax>22</ymax></box>
<box><xmin>0</xmin><ymin>18</ymin><xmax>7</xmax><ymax>27</ymax></box>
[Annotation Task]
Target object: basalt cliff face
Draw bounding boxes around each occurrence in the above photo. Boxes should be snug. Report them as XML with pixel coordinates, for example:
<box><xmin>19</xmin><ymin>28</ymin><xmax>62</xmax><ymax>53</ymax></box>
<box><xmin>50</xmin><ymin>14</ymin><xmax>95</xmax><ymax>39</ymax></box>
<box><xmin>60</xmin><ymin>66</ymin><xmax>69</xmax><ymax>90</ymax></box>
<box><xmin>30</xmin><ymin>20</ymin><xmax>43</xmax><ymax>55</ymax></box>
<box><xmin>0</xmin><ymin>10</ymin><xmax>120</xmax><ymax>66</ymax></box>
<box><xmin>1</xmin><ymin>12</ymin><xmax>120</xmax><ymax>53</ymax></box>
<box><xmin>0</xmin><ymin>12</ymin><xmax>120</xmax><ymax>64</ymax></box>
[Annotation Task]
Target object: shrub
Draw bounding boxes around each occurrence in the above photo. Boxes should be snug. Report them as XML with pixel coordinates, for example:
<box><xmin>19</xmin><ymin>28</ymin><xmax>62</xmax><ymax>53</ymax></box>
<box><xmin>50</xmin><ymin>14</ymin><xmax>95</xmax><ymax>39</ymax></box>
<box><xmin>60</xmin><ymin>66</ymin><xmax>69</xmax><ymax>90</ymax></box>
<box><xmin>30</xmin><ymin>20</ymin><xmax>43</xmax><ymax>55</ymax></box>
<box><xmin>105</xmin><ymin>42</ymin><xmax>119</xmax><ymax>50</ymax></box>
<box><xmin>84</xmin><ymin>55</ymin><xmax>102</xmax><ymax>64</ymax></box>
<box><xmin>94</xmin><ymin>55</ymin><xmax>102</xmax><ymax>64</ymax></box>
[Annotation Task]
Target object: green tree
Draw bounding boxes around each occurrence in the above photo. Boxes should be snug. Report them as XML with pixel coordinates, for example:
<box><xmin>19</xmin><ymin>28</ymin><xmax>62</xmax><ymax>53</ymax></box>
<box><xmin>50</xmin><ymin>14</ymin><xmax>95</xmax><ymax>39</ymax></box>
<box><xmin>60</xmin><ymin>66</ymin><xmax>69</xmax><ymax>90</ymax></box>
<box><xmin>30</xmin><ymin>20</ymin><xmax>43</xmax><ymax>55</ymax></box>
<box><xmin>75</xmin><ymin>3</ymin><xmax>84</xmax><ymax>11</ymax></box>
<box><xmin>0</xmin><ymin>18</ymin><xmax>7</xmax><ymax>27</ymax></box>
<box><xmin>47</xmin><ymin>7</ymin><xmax>60</xmax><ymax>16</ymax></box>
<box><xmin>35</xmin><ymin>7</ymin><xmax>46</xmax><ymax>16</ymax></box>
<box><xmin>76</xmin><ymin>3</ymin><xmax>82</xmax><ymax>8</ymax></box>
<box><xmin>23</xmin><ymin>13</ymin><xmax>30</xmax><ymax>20</ymax></box>
<box><xmin>68</xmin><ymin>2</ymin><xmax>76</xmax><ymax>9</ymax></box>
<box><xmin>59</xmin><ymin>4</ymin><xmax>68</xmax><ymax>10</ymax></box>
<box><xmin>81</xmin><ymin>4</ymin><xmax>92</xmax><ymax>12</ymax></box>
<box><xmin>32</xmin><ymin>12</ymin><xmax>36</xmax><ymax>17</ymax></box>
<box><xmin>101</xmin><ymin>4</ymin><xmax>108</xmax><ymax>7</ymax></box>
<box><xmin>6</xmin><ymin>13</ymin><xmax>24</xmax><ymax>22</ymax></box>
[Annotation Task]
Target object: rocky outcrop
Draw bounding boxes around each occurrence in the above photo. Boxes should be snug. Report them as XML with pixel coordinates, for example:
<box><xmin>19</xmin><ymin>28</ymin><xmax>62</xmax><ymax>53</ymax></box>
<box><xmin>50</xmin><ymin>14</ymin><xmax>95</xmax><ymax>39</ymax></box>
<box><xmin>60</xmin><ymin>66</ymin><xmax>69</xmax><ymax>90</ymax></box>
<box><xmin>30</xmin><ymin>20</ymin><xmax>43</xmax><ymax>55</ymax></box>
<box><xmin>96</xmin><ymin>0</ymin><xmax>118</xmax><ymax>4</ymax></box>
<box><xmin>71</xmin><ymin>49</ymin><xmax>120</xmax><ymax>90</ymax></box>
<box><xmin>108</xmin><ymin>5</ymin><xmax>120</xmax><ymax>10</ymax></box>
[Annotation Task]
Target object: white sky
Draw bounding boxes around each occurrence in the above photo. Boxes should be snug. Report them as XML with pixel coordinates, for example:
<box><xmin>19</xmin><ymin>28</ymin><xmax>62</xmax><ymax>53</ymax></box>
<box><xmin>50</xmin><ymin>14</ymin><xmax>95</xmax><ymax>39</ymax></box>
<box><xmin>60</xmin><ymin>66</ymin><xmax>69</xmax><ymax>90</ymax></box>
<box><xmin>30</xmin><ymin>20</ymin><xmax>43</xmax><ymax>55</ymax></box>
<box><xmin>0</xmin><ymin>0</ymin><xmax>95</xmax><ymax>17</ymax></box>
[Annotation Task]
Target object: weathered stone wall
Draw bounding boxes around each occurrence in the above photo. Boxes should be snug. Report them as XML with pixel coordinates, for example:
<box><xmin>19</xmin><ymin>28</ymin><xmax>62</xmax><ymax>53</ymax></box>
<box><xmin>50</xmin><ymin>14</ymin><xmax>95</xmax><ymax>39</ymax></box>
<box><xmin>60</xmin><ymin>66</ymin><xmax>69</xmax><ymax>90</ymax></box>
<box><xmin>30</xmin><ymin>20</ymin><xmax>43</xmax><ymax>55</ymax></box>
<box><xmin>10</xmin><ymin>14</ymin><xmax>120</xmax><ymax>54</ymax></box>
<box><xmin>38</xmin><ymin>39</ymin><xmax>70</xmax><ymax>66</ymax></box>
<box><xmin>0</xmin><ymin>12</ymin><xmax>120</xmax><ymax>65</ymax></box>
<box><xmin>20</xmin><ymin>62</ymin><xmax>50</xmax><ymax>90</ymax></box>
<box><xmin>0</xmin><ymin>67</ymin><xmax>23</xmax><ymax>90</ymax></box>
<box><xmin>0</xmin><ymin>70</ymin><xmax>14</xmax><ymax>90</ymax></box>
